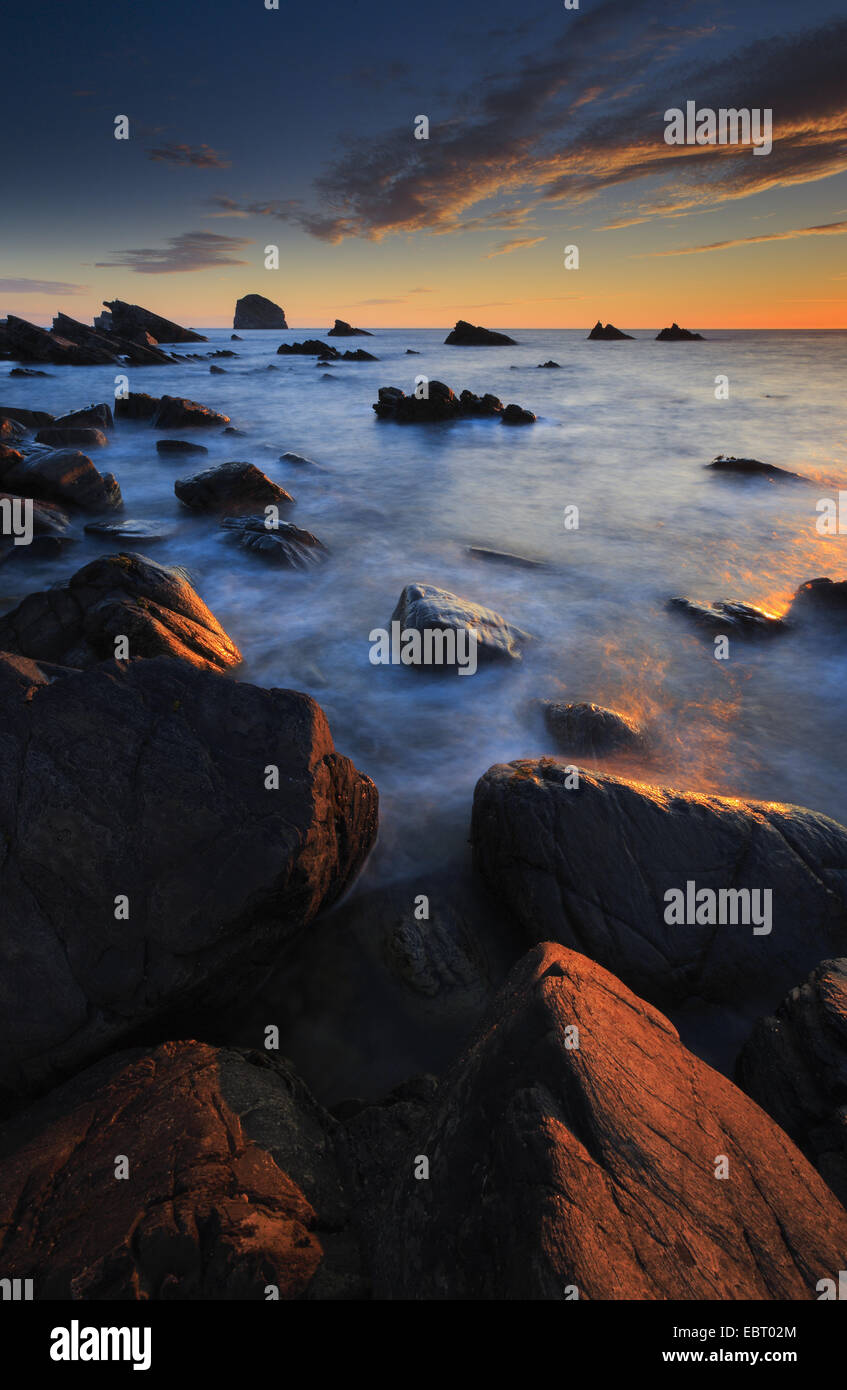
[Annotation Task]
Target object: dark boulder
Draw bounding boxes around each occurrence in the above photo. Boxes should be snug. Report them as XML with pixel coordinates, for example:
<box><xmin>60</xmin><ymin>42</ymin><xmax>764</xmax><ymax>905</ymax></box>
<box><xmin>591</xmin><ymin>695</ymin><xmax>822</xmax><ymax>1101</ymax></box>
<box><xmin>372</xmin><ymin>943</ymin><xmax>847</xmax><ymax>1298</ymax></box>
<box><xmin>175</xmin><ymin>462</ymin><xmax>293</xmax><ymax>513</ymax></box>
<box><xmin>0</xmin><ymin>447</ymin><xmax>121</xmax><ymax>512</ymax></box>
<box><xmin>0</xmin><ymin>418</ymin><xmax>25</xmax><ymax>443</ymax></box>
<box><xmin>736</xmin><ymin>959</ymin><xmax>847</xmax><ymax>1207</ymax></box>
<box><xmin>152</xmin><ymin>395</ymin><xmax>230</xmax><ymax>429</ymax></box>
<box><xmin>2</xmin><ymin>315</ymin><xmax>117</xmax><ymax>366</ymax></box>
<box><xmin>656</xmin><ymin>323</ymin><xmax>704</xmax><ymax>340</ymax></box>
<box><xmin>9</xmin><ymin>368</ymin><xmax>50</xmax><ymax>378</ymax></box>
<box><xmin>221</xmin><ymin>515</ymin><xmax>327</xmax><ymax>567</ymax></box>
<box><xmin>667</xmin><ymin>596</ymin><xmax>788</xmax><ymax>636</ymax></box>
<box><xmin>444</xmin><ymin>320</ymin><xmax>517</xmax><ymax>346</ymax></box>
<box><xmin>35</xmin><ymin>425</ymin><xmax>109</xmax><ymax>450</ymax></box>
<box><xmin>0</xmin><ymin>552</ymin><xmax>240</xmax><ymax>671</ymax></box>
<box><xmin>789</xmin><ymin>578</ymin><xmax>847</xmax><ymax>623</ymax></box>
<box><xmin>0</xmin><ymin>493</ymin><xmax>71</xmax><ymax>563</ymax></box>
<box><xmin>233</xmin><ymin>294</ymin><xmax>288</xmax><ymax>330</ymax></box>
<box><xmin>277</xmin><ymin>339</ymin><xmax>338</xmax><ymax>357</ymax></box>
<box><xmin>471</xmin><ymin>762</ymin><xmax>847</xmax><ymax>1018</ymax></box>
<box><xmin>115</xmin><ymin>392</ymin><xmax>160</xmax><ymax>421</ymax></box>
<box><xmin>390</xmin><ymin>582</ymin><xmax>530</xmax><ymax>666</ymax></box>
<box><xmin>51</xmin><ymin>313</ymin><xmax>174</xmax><ymax>367</ymax></box>
<box><xmin>707</xmin><ymin>454</ymin><xmax>800</xmax><ymax>480</ymax></box>
<box><xmin>0</xmin><ymin>1041</ymin><xmax>363</xmax><ymax>1297</ymax></box>
<box><xmin>501</xmin><ymin>403</ymin><xmax>536</xmax><ymax>424</ymax></box>
<box><xmin>0</xmin><ymin>405</ymin><xmax>54</xmax><ymax>428</ymax></box>
<box><xmin>97</xmin><ymin>300</ymin><xmax>207</xmax><ymax>343</ymax></box>
<box><xmin>538</xmin><ymin>359</ymin><xmax>561</xmax><ymax>368</ymax></box>
<box><xmin>542</xmin><ymin>700</ymin><xmax>646</xmax><ymax>755</ymax></box>
<box><xmin>340</xmin><ymin>348</ymin><xmax>378</xmax><ymax>361</ymax></box>
<box><xmin>0</xmin><ymin>653</ymin><xmax>377</xmax><ymax>1104</ymax></box>
<box><xmin>327</xmin><ymin>319</ymin><xmax>372</xmax><ymax>337</ymax></box>
<box><xmin>53</xmin><ymin>402</ymin><xmax>114</xmax><ymax>431</ymax></box>
<box><xmin>457</xmin><ymin>390</ymin><xmax>502</xmax><ymax>416</ymax></box>
<box><xmin>587</xmin><ymin>321</ymin><xmax>633</xmax><ymax>340</ymax></box>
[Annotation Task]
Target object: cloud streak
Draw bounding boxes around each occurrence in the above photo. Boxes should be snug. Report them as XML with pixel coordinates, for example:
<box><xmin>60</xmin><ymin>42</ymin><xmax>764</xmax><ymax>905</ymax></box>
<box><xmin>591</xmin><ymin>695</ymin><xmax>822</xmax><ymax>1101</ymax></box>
<box><xmin>0</xmin><ymin>278</ymin><xmax>88</xmax><ymax>294</ymax></box>
<box><xmin>95</xmin><ymin>231</ymin><xmax>252</xmax><ymax>274</ymax></box>
<box><xmin>148</xmin><ymin>143</ymin><xmax>230</xmax><ymax>168</ymax></box>
<box><xmin>646</xmin><ymin>219</ymin><xmax>847</xmax><ymax>256</ymax></box>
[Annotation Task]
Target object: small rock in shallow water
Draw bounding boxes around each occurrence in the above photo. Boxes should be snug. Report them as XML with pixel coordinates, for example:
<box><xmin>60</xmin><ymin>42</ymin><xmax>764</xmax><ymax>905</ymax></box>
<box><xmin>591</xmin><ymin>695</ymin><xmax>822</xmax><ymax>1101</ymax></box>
<box><xmin>390</xmin><ymin>582</ymin><xmax>530</xmax><ymax>667</ymax></box>
<box><xmin>707</xmin><ymin>454</ymin><xmax>800</xmax><ymax>479</ymax></box>
<box><xmin>542</xmin><ymin>700</ymin><xmax>646</xmax><ymax>755</ymax></box>
<box><xmin>667</xmin><ymin>596</ymin><xmax>787</xmax><ymax>635</ymax></box>
<box><xmin>156</xmin><ymin>438</ymin><xmax>209</xmax><ymax>455</ymax></box>
<box><xmin>84</xmin><ymin>519</ymin><xmax>172</xmax><ymax>542</ymax></box>
<box><xmin>175</xmin><ymin>461</ymin><xmax>294</xmax><ymax>513</ymax></box>
<box><xmin>221</xmin><ymin>515</ymin><xmax>327</xmax><ymax>567</ymax></box>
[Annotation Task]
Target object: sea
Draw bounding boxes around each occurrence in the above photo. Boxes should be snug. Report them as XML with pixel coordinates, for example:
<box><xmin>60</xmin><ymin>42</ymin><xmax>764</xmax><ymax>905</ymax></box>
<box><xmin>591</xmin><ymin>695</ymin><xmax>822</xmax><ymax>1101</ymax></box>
<box><xmin>3</xmin><ymin>327</ymin><xmax>846</xmax><ymax>895</ymax></box>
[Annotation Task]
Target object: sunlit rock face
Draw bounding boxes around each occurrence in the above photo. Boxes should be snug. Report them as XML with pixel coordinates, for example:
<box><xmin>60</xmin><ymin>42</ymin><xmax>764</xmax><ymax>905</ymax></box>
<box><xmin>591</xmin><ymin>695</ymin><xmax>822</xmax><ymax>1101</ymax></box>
<box><xmin>737</xmin><ymin>957</ymin><xmax>847</xmax><ymax>1207</ymax></box>
<box><xmin>372</xmin><ymin>943</ymin><xmax>847</xmax><ymax>1300</ymax></box>
<box><xmin>0</xmin><ymin>553</ymin><xmax>242</xmax><ymax>672</ymax></box>
<box><xmin>471</xmin><ymin>761</ymin><xmax>847</xmax><ymax>1012</ymax></box>
<box><xmin>0</xmin><ymin>1041</ymin><xmax>362</xmax><ymax>1299</ymax></box>
<box><xmin>0</xmin><ymin>653</ymin><xmax>378</xmax><ymax>1106</ymax></box>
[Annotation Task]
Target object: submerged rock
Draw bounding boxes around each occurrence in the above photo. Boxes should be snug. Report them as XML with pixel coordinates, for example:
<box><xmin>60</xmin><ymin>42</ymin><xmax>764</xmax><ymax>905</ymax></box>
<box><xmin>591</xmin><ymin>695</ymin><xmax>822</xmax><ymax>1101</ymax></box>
<box><xmin>789</xmin><ymin>578</ymin><xmax>847</xmax><ymax>623</ymax></box>
<box><xmin>501</xmin><ymin>402</ymin><xmax>537</xmax><ymax>424</ymax></box>
<box><xmin>444</xmin><ymin>320</ymin><xmax>517</xmax><ymax>346</ymax></box>
<box><xmin>667</xmin><ymin>596</ymin><xmax>788</xmax><ymax>635</ymax></box>
<box><xmin>542</xmin><ymin>700</ymin><xmax>646</xmax><ymax>755</ymax></box>
<box><xmin>0</xmin><ymin>447</ymin><xmax>121</xmax><ymax>512</ymax></box>
<box><xmin>737</xmin><ymin>958</ymin><xmax>847</xmax><ymax>1207</ymax></box>
<box><xmin>156</xmin><ymin>438</ymin><xmax>209</xmax><ymax>455</ymax></box>
<box><xmin>0</xmin><ymin>1041</ymin><xmax>363</xmax><ymax>1297</ymax></box>
<box><xmin>277</xmin><ymin>339</ymin><xmax>337</xmax><ymax>357</ymax></box>
<box><xmin>83</xmin><ymin>519</ymin><xmax>172</xmax><ymax>542</ymax></box>
<box><xmin>374</xmin><ymin>383</ymin><xmax>533</xmax><ymax>424</ymax></box>
<box><xmin>0</xmin><ymin>654</ymin><xmax>377</xmax><ymax>1104</ymax></box>
<box><xmin>390</xmin><ymin>582</ymin><xmax>530</xmax><ymax>666</ymax></box>
<box><xmin>175</xmin><ymin>461</ymin><xmax>293</xmax><ymax>513</ymax></box>
<box><xmin>468</xmin><ymin>546</ymin><xmax>545</xmax><ymax>569</ymax></box>
<box><xmin>656</xmin><ymin>323</ymin><xmax>704</xmax><ymax>340</ymax></box>
<box><xmin>537</xmin><ymin>359</ymin><xmax>561</xmax><ymax>368</ymax></box>
<box><xmin>327</xmin><ymin>319</ymin><xmax>372</xmax><ymax>337</ymax></box>
<box><xmin>471</xmin><ymin>762</ymin><xmax>847</xmax><ymax>1015</ymax></box>
<box><xmin>233</xmin><ymin>294</ymin><xmax>288</xmax><ymax>330</ymax></box>
<box><xmin>221</xmin><ymin>515</ymin><xmax>327</xmax><ymax>567</ymax></box>
<box><xmin>339</xmin><ymin>348</ymin><xmax>378</xmax><ymax>361</ymax></box>
<box><xmin>587</xmin><ymin>321</ymin><xmax>633</xmax><ymax>340</ymax></box>
<box><xmin>0</xmin><ymin>552</ymin><xmax>241</xmax><ymax>672</ymax></box>
<box><xmin>372</xmin><ymin>943</ymin><xmax>847</xmax><ymax>1298</ymax></box>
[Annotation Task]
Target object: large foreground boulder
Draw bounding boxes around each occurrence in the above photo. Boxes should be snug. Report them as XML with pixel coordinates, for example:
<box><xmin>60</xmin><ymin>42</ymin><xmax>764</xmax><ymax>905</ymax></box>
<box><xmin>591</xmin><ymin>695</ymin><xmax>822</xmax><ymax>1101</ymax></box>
<box><xmin>471</xmin><ymin>762</ymin><xmax>847</xmax><ymax>1014</ymax></box>
<box><xmin>0</xmin><ymin>1041</ymin><xmax>362</xmax><ymax>1298</ymax></box>
<box><xmin>0</xmin><ymin>553</ymin><xmax>241</xmax><ymax>671</ymax></box>
<box><xmin>233</xmin><ymin>294</ymin><xmax>288</xmax><ymax>330</ymax></box>
<box><xmin>444</xmin><ymin>320</ymin><xmax>516</xmax><ymax>346</ymax></box>
<box><xmin>0</xmin><ymin>655</ymin><xmax>378</xmax><ymax>1104</ymax></box>
<box><xmin>372</xmin><ymin>943</ymin><xmax>847</xmax><ymax>1299</ymax></box>
<box><xmin>0</xmin><ymin>447</ymin><xmax>121</xmax><ymax>511</ymax></box>
<box><xmin>737</xmin><ymin>958</ymin><xmax>847</xmax><ymax>1208</ymax></box>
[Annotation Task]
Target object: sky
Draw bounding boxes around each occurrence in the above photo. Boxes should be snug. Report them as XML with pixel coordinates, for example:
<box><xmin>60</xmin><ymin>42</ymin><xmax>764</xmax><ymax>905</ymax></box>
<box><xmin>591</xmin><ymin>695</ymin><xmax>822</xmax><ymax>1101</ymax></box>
<box><xmin>1</xmin><ymin>0</ymin><xmax>846</xmax><ymax>329</ymax></box>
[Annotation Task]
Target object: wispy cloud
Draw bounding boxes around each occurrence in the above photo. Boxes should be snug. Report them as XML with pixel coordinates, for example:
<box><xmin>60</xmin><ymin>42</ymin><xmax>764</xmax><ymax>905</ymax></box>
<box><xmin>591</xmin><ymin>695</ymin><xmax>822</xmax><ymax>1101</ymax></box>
<box><xmin>0</xmin><ymin>278</ymin><xmax>88</xmax><ymax>294</ymax></box>
<box><xmin>646</xmin><ymin>219</ymin><xmax>847</xmax><ymax>256</ymax></box>
<box><xmin>485</xmin><ymin>236</ymin><xmax>546</xmax><ymax>257</ymax></box>
<box><xmin>205</xmin><ymin>5</ymin><xmax>847</xmax><ymax>246</ymax></box>
<box><xmin>95</xmin><ymin>231</ymin><xmax>252</xmax><ymax>274</ymax></box>
<box><xmin>148</xmin><ymin>143</ymin><xmax>230</xmax><ymax>168</ymax></box>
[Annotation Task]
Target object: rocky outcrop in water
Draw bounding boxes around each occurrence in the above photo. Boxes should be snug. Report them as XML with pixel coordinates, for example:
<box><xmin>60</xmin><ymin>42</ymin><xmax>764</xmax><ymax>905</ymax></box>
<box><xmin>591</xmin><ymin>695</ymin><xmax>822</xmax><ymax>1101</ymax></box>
<box><xmin>736</xmin><ymin>958</ymin><xmax>847</xmax><ymax>1207</ymax></box>
<box><xmin>0</xmin><ymin>493</ymin><xmax>71</xmax><ymax>563</ymax></box>
<box><xmin>221</xmin><ymin>515</ymin><xmax>326</xmax><ymax>566</ymax></box>
<box><xmin>542</xmin><ymin>700</ymin><xmax>646</xmax><ymax>755</ymax></box>
<box><xmin>327</xmin><ymin>319</ymin><xmax>372</xmax><ymax>337</ymax></box>
<box><xmin>0</xmin><ymin>652</ymin><xmax>377</xmax><ymax>1105</ymax></box>
<box><xmin>390</xmin><ymin>582</ymin><xmax>530</xmax><ymax>666</ymax></box>
<box><xmin>587</xmin><ymin>321</ymin><xmax>633</xmax><ymax>340</ymax></box>
<box><xmin>667</xmin><ymin>597</ymin><xmax>788</xmax><ymax>636</ymax></box>
<box><xmin>175</xmin><ymin>462</ymin><xmax>293</xmax><ymax>513</ymax></box>
<box><xmin>471</xmin><ymin>762</ymin><xmax>847</xmax><ymax>1014</ymax></box>
<box><xmin>707</xmin><ymin>454</ymin><xmax>800</xmax><ymax>479</ymax></box>
<box><xmin>0</xmin><ymin>447</ymin><xmax>121</xmax><ymax>512</ymax></box>
<box><xmin>97</xmin><ymin>299</ymin><xmax>207</xmax><ymax>343</ymax></box>
<box><xmin>373</xmin><ymin>382</ymin><xmax>534</xmax><ymax>423</ymax></box>
<box><xmin>0</xmin><ymin>552</ymin><xmax>240</xmax><ymax>672</ymax></box>
<box><xmin>656</xmin><ymin>323</ymin><xmax>704</xmax><ymax>340</ymax></box>
<box><xmin>371</xmin><ymin>943</ymin><xmax>847</xmax><ymax>1298</ymax></box>
<box><xmin>53</xmin><ymin>403</ymin><xmax>114</xmax><ymax>431</ymax></box>
<box><xmin>35</xmin><ymin>426</ymin><xmax>108</xmax><ymax>450</ymax></box>
<box><xmin>233</xmin><ymin>294</ymin><xmax>288</xmax><ymax>330</ymax></box>
<box><xmin>444</xmin><ymin>320</ymin><xmax>517</xmax><ymax>346</ymax></box>
<box><xmin>152</xmin><ymin>396</ymin><xmax>230</xmax><ymax>429</ymax></box>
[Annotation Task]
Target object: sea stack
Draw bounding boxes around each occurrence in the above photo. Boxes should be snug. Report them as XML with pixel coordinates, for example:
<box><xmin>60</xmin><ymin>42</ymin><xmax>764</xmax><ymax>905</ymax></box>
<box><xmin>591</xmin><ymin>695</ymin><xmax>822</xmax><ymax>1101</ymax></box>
<box><xmin>233</xmin><ymin>294</ymin><xmax>289</xmax><ymax>330</ymax></box>
<box><xmin>326</xmin><ymin>319</ymin><xmax>372</xmax><ymax>337</ymax></box>
<box><xmin>444</xmin><ymin>320</ymin><xmax>517</xmax><ymax>346</ymax></box>
<box><xmin>656</xmin><ymin>323</ymin><xmax>704</xmax><ymax>340</ymax></box>
<box><xmin>587</xmin><ymin>321</ymin><xmax>633</xmax><ymax>340</ymax></box>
